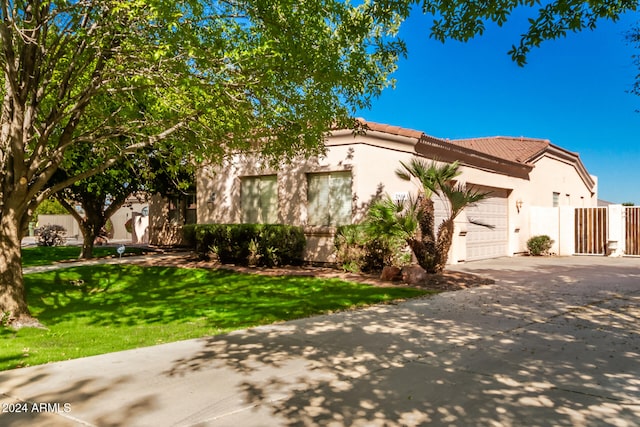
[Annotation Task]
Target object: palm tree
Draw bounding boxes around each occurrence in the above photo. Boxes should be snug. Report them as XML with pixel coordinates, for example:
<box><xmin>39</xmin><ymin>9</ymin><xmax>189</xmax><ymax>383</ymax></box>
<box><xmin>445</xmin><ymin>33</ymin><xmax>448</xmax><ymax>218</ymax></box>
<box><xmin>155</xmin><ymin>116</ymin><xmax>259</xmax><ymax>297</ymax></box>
<box><xmin>374</xmin><ymin>159</ymin><xmax>490</xmax><ymax>274</ymax></box>
<box><xmin>433</xmin><ymin>182</ymin><xmax>490</xmax><ymax>272</ymax></box>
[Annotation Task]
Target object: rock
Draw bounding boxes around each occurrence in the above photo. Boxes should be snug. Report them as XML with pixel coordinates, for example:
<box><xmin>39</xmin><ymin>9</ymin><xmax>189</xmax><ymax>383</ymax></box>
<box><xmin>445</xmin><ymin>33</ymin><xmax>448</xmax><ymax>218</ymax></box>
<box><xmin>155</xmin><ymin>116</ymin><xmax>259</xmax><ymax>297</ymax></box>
<box><xmin>380</xmin><ymin>266</ymin><xmax>402</xmax><ymax>281</ymax></box>
<box><xmin>401</xmin><ymin>265</ymin><xmax>428</xmax><ymax>285</ymax></box>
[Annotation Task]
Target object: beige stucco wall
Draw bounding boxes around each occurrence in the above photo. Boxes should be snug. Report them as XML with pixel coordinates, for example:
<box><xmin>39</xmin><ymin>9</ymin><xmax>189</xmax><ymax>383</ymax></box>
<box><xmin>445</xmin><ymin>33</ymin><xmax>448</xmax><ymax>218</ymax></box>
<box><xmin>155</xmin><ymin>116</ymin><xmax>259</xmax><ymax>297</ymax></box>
<box><xmin>148</xmin><ymin>193</ymin><xmax>185</xmax><ymax>246</ymax></box>
<box><xmin>38</xmin><ymin>199</ymin><xmax>148</xmax><ymax>243</ymax></box>
<box><xmin>198</xmin><ymin>130</ymin><xmax>425</xmax><ymax>262</ymax></box>
<box><xmin>527</xmin><ymin>155</ymin><xmax>597</xmax><ymax>208</ymax></box>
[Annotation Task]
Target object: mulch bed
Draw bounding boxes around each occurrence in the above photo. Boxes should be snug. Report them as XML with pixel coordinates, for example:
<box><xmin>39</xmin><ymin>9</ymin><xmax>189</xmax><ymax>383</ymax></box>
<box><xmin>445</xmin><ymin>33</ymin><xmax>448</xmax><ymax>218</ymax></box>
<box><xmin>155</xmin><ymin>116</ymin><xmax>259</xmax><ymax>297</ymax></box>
<box><xmin>130</xmin><ymin>254</ymin><xmax>494</xmax><ymax>292</ymax></box>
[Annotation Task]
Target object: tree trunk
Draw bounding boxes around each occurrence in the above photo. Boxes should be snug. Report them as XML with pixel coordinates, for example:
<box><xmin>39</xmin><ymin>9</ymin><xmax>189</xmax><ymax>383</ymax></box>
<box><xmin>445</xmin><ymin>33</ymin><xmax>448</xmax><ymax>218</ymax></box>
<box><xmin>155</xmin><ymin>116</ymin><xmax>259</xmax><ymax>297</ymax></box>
<box><xmin>407</xmin><ymin>196</ymin><xmax>438</xmax><ymax>273</ymax></box>
<box><xmin>407</xmin><ymin>238</ymin><xmax>437</xmax><ymax>274</ymax></box>
<box><xmin>417</xmin><ymin>196</ymin><xmax>436</xmax><ymax>244</ymax></box>
<box><xmin>57</xmin><ymin>196</ymin><xmax>105</xmax><ymax>260</ymax></box>
<box><xmin>434</xmin><ymin>219</ymin><xmax>455</xmax><ymax>274</ymax></box>
<box><xmin>79</xmin><ymin>225</ymin><xmax>96</xmax><ymax>259</ymax></box>
<box><xmin>0</xmin><ymin>212</ymin><xmax>42</xmax><ymax>328</ymax></box>
<box><xmin>78</xmin><ymin>218</ymin><xmax>104</xmax><ymax>259</ymax></box>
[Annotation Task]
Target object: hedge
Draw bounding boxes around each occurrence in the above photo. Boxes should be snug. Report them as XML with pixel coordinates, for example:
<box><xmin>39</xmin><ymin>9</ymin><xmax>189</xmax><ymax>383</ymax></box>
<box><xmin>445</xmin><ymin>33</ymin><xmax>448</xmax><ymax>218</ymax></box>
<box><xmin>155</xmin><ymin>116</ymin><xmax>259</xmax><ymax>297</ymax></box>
<box><xmin>183</xmin><ymin>224</ymin><xmax>306</xmax><ymax>267</ymax></box>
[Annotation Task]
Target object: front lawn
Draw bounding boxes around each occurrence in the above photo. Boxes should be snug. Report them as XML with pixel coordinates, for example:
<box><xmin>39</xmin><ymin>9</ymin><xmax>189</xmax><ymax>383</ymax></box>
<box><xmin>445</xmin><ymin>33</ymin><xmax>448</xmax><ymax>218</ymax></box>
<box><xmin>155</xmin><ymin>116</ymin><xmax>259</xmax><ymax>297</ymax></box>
<box><xmin>22</xmin><ymin>245</ymin><xmax>146</xmax><ymax>267</ymax></box>
<box><xmin>1</xmin><ymin>265</ymin><xmax>429</xmax><ymax>371</ymax></box>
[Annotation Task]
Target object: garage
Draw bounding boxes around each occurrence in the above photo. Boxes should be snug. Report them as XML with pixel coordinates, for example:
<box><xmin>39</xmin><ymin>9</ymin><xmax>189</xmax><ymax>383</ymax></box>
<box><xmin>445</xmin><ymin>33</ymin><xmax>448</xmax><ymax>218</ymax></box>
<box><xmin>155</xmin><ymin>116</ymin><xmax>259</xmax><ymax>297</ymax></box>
<box><xmin>464</xmin><ymin>186</ymin><xmax>509</xmax><ymax>261</ymax></box>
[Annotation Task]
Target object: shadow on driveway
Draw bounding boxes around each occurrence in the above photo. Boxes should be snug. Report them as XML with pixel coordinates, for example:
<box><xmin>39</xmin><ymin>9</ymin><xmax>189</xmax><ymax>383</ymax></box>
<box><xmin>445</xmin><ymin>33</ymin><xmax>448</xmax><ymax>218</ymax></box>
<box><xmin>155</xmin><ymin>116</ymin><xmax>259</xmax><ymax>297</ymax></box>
<box><xmin>1</xmin><ymin>256</ymin><xmax>639</xmax><ymax>426</ymax></box>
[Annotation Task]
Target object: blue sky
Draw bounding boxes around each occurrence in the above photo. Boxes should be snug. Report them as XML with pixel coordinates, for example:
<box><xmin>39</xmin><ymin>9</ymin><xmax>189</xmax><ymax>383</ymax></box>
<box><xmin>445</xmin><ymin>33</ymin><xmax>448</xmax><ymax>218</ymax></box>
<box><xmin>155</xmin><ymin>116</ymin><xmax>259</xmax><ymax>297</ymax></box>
<box><xmin>356</xmin><ymin>8</ymin><xmax>640</xmax><ymax>204</ymax></box>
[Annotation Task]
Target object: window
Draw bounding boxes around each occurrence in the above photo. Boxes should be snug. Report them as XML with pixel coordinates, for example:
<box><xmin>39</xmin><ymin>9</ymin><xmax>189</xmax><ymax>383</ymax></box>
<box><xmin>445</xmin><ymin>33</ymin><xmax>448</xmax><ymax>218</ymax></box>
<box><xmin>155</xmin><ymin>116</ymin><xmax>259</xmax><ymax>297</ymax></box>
<box><xmin>552</xmin><ymin>192</ymin><xmax>560</xmax><ymax>207</ymax></box>
<box><xmin>169</xmin><ymin>193</ymin><xmax>197</xmax><ymax>225</ymax></box>
<box><xmin>307</xmin><ymin>171</ymin><xmax>352</xmax><ymax>226</ymax></box>
<box><xmin>241</xmin><ymin>175</ymin><xmax>278</xmax><ymax>223</ymax></box>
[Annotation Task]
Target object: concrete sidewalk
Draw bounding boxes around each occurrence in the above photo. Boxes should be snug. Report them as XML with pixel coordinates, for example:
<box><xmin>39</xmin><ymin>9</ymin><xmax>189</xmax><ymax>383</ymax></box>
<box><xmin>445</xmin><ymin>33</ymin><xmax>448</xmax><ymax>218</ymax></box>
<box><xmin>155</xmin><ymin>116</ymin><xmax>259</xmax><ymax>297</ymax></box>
<box><xmin>22</xmin><ymin>251</ymin><xmax>189</xmax><ymax>275</ymax></box>
<box><xmin>2</xmin><ymin>256</ymin><xmax>640</xmax><ymax>426</ymax></box>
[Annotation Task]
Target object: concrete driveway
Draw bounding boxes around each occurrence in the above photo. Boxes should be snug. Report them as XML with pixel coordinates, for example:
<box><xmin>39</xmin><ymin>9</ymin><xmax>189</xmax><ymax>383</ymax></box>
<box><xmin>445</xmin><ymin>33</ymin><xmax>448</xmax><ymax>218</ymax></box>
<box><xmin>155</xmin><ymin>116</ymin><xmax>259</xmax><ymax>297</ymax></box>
<box><xmin>1</xmin><ymin>256</ymin><xmax>639</xmax><ymax>426</ymax></box>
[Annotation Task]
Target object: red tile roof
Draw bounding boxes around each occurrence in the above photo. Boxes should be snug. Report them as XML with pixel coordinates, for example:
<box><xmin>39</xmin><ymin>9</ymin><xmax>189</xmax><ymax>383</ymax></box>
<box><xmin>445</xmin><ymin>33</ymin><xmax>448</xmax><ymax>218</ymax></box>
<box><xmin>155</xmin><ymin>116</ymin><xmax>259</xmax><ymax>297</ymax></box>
<box><xmin>356</xmin><ymin>118</ymin><xmax>425</xmax><ymax>140</ymax></box>
<box><xmin>353</xmin><ymin>119</ymin><xmax>593</xmax><ymax>188</ymax></box>
<box><xmin>447</xmin><ymin>136</ymin><xmax>550</xmax><ymax>164</ymax></box>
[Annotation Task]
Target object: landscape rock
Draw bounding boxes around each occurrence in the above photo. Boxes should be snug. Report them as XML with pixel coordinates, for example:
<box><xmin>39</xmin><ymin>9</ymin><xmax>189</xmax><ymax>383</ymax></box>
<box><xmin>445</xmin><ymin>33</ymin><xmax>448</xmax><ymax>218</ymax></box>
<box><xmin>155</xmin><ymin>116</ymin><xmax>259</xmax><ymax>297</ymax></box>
<box><xmin>401</xmin><ymin>265</ymin><xmax>428</xmax><ymax>285</ymax></box>
<box><xmin>380</xmin><ymin>266</ymin><xmax>402</xmax><ymax>281</ymax></box>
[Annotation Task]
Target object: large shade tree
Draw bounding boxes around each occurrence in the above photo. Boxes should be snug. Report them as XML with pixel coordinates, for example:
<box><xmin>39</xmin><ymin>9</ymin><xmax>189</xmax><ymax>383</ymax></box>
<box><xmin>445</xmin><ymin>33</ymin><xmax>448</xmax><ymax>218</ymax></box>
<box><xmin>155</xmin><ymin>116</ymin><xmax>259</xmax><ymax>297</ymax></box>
<box><xmin>0</xmin><ymin>0</ymin><xmax>409</xmax><ymax>327</ymax></box>
<box><xmin>2</xmin><ymin>0</ymin><xmax>633</xmax><ymax>327</ymax></box>
<box><xmin>420</xmin><ymin>0</ymin><xmax>638</xmax><ymax>65</ymax></box>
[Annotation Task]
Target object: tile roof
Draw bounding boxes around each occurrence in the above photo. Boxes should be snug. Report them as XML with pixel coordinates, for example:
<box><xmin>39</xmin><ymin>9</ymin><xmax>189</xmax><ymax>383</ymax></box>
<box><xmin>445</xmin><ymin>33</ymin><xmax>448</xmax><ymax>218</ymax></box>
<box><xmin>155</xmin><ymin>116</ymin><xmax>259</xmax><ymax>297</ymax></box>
<box><xmin>353</xmin><ymin>119</ymin><xmax>593</xmax><ymax>188</ymax></box>
<box><xmin>357</xmin><ymin>120</ymin><xmax>551</xmax><ymax>165</ymax></box>
<box><xmin>447</xmin><ymin>136</ymin><xmax>550</xmax><ymax>164</ymax></box>
<box><xmin>356</xmin><ymin>118</ymin><xmax>425</xmax><ymax>140</ymax></box>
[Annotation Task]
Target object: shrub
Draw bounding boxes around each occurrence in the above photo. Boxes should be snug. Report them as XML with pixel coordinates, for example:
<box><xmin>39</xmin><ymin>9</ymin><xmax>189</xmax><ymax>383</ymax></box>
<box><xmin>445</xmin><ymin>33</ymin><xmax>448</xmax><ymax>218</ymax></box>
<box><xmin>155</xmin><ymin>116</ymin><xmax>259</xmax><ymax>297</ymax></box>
<box><xmin>182</xmin><ymin>224</ymin><xmax>197</xmax><ymax>247</ymax></box>
<box><xmin>334</xmin><ymin>225</ymin><xmax>367</xmax><ymax>273</ymax></box>
<box><xmin>335</xmin><ymin>224</ymin><xmax>407</xmax><ymax>273</ymax></box>
<box><xmin>527</xmin><ymin>235</ymin><xmax>554</xmax><ymax>256</ymax></box>
<box><xmin>189</xmin><ymin>224</ymin><xmax>305</xmax><ymax>266</ymax></box>
<box><xmin>35</xmin><ymin>224</ymin><xmax>67</xmax><ymax>247</ymax></box>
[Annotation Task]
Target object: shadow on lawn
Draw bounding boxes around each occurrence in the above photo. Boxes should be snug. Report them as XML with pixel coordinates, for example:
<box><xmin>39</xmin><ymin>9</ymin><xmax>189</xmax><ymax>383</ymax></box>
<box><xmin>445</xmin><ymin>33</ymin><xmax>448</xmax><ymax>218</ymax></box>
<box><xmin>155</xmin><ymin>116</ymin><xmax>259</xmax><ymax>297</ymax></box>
<box><xmin>25</xmin><ymin>265</ymin><xmax>424</xmax><ymax>329</ymax></box>
<box><xmin>4</xmin><ymin>261</ymin><xmax>639</xmax><ymax>426</ymax></box>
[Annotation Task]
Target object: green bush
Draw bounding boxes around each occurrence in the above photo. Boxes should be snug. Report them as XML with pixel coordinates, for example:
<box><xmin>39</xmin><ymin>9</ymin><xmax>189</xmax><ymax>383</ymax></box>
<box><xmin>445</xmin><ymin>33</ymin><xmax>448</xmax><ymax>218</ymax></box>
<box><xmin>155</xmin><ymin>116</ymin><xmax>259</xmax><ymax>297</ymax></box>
<box><xmin>334</xmin><ymin>225</ymin><xmax>367</xmax><ymax>272</ymax></box>
<box><xmin>527</xmin><ymin>235</ymin><xmax>554</xmax><ymax>256</ymax></box>
<box><xmin>183</xmin><ymin>224</ymin><xmax>197</xmax><ymax>247</ymax></box>
<box><xmin>35</xmin><ymin>224</ymin><xmax>67</xmax><ymax>247</ymax></box>
<box><xmin>335</xmin><ymin>224</ymin><xmax>406</xmax><ymax>273</ymax></box>
<box><xmin>32</xmin><ymin>198</ymin><xmax>67</xmax><ymax>223</ymax></box>
<box><xmin>188</xmin><ymin>224</ymin><xmax>305</xmax><ymax>266</ymax></box>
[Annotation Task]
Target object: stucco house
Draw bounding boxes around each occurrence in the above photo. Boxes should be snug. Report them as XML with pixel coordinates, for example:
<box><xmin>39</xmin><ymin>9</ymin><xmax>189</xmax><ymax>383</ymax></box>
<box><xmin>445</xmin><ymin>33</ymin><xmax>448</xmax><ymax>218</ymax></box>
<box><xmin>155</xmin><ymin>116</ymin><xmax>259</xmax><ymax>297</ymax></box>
<box><xmin>166</xmin><ymin>119</ymin><xmax>596</xmax><ymax>264</ymax></box>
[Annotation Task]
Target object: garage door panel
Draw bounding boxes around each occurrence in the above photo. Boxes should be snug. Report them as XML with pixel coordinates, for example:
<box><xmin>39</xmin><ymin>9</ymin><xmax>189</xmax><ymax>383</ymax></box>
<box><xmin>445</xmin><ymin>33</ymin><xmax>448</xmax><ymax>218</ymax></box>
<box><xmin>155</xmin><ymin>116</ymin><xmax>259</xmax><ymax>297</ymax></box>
<box><xmin>465</xmin><ymin>187</ymin><xmax>509</xmax><ymax>261</ymax></box>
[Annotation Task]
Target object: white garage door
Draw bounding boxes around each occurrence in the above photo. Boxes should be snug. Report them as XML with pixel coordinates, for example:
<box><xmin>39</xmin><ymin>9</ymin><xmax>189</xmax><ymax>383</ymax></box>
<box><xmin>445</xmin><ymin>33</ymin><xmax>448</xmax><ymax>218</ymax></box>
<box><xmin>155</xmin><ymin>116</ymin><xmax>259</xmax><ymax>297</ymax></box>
<box><xmin>464</xmin><ymin>187</ymin><xmax>509</xmax><ymax>261</ymax></box>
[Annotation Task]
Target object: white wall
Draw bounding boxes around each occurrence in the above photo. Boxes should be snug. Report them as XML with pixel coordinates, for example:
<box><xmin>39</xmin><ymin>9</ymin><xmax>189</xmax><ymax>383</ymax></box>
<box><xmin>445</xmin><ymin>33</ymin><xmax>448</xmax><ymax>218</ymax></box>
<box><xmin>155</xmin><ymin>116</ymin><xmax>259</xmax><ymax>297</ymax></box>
<box><xmin>37</xmin><ymin>200</ymin><xmax>148</xmax><ymax>243</ymax></box>
<box><xmin>528</xmin><ymin>206</ymin><xmax>577</xmax><ymax>256</ymax></box>
<box><xmin>37</xmin><ymin>214</ymin><xmax>81</xmax><ymax>238</ymax></box>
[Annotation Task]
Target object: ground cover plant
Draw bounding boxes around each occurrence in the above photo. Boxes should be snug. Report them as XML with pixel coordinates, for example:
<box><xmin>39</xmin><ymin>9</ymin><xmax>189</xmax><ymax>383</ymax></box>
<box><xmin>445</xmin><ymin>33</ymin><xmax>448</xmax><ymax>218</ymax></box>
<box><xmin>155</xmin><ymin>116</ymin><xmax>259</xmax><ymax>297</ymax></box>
<box><xmin>22</xmin><ymin>246</ymin><xmax>146</xmax><ymax>268</ymax></box>
<box><xmin>0</xmin><ymin>265</ymin><xmax>428</xmax><ymax>371</ymax></box>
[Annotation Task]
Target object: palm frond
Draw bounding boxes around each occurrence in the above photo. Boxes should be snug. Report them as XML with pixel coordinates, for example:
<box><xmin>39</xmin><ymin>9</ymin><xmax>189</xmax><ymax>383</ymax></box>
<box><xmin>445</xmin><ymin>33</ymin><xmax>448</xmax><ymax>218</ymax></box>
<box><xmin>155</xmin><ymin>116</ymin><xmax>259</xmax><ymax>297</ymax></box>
<box><xmin>468</xmin><ymin>218</ymin><xmax>496</xmax><ymax>229</ymax></box>
<box><xmin>363</xmin><ymin>196</ymin><xmax>417</xmax><ymax>240</ymax></box>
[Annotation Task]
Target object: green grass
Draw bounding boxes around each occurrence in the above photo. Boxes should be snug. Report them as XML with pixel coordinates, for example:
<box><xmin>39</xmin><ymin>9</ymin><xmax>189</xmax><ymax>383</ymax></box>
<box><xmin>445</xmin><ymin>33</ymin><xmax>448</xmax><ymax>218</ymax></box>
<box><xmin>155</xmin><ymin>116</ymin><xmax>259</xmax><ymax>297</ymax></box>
<box><xmin>22</xmin><ymin>246</ymin><xmax>146</xmax><ymax>267</ymax></box>
<box><xmin>1</xmin><ymin>265</ymin><xmax>429</xmax><ymax>371</ymax></box>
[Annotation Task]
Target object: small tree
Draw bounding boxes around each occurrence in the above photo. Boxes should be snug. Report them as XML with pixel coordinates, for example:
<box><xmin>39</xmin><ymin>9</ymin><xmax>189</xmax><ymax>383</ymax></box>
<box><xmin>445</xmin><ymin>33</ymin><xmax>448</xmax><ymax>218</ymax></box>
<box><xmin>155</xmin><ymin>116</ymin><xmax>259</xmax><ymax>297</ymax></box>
<box><xmin>54</xmin><ymin>155</ymin><xmax>144</xmax><ymax>259</ymax></box>
<box><xmin>367</xmin><ymin>160</ymin><xmax>489</xmax><ymax>274</ymax></box>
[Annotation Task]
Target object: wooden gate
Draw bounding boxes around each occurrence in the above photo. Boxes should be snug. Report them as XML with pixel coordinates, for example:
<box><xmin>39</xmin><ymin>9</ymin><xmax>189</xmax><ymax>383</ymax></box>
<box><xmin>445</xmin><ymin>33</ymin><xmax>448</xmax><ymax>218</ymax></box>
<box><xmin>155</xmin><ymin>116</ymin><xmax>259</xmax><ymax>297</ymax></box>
<box><xmin>574</xmin><ymin>207</ymin><xmax>607</xmax><ymax>255</ymax></box>
<box><xmin>625</xmin><ymin>207</ymin><xmax>640</xmax><ymax>256</ymax></box>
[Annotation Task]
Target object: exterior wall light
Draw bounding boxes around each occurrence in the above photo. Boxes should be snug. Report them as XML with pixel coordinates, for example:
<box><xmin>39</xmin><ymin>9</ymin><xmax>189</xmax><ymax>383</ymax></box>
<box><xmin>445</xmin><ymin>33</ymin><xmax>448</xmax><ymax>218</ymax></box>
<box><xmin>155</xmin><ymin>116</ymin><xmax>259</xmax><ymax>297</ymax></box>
<box><xmin>516</xmin><ymin>199</ymin><xmax>523</xmax><ymax>213</ymax></box>
<box><xmin>207</xmin><ymin>193</ymin><xmax>216</xmax><ymax>208</ymax></box>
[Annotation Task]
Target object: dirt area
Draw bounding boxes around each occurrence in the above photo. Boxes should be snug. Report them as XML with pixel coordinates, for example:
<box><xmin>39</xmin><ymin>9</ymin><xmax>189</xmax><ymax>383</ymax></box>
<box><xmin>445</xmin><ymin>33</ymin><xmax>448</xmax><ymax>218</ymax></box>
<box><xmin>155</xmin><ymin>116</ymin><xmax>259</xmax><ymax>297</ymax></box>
<box><xmin>131</xmin><ymin>254</ymin><xmax>495</xmax><ymax>292</ymax></box>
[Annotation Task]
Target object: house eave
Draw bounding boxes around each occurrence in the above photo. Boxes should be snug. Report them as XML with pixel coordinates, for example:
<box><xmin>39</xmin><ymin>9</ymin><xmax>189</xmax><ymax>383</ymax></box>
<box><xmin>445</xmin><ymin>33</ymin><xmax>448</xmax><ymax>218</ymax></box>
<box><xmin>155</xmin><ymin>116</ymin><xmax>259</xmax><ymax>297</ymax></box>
<box><xmin>529</xmin><ymin>144</ymin><xmax>596</xmax><ymax>190</ymax></box>
<box><xmin>415</xmin><ymin>136</ymin><xmax>534</xmax><ymax>179</ymax></box>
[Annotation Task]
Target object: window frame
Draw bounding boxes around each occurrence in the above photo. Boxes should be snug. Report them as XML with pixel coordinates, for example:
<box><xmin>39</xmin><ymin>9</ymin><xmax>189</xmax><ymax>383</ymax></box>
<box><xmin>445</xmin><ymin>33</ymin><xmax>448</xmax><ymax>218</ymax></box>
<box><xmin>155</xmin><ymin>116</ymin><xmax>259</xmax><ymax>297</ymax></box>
<box><xmin>241</xmin><ymin>175</ymin><xmax>278</xmax><ymax>224</ymax></box>
<box><xmin>306</xmin><ymin>171</ymin><xmax>353</xmax><ymax>227</ymax></box>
